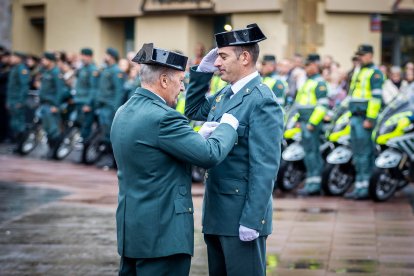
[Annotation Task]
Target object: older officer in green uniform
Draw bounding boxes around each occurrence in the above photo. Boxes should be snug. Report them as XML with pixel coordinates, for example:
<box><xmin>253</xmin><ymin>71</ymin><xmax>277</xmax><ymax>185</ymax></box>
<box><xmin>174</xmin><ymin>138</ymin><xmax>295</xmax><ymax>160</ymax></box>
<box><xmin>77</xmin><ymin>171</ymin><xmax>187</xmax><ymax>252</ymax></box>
<box><xmin>185</xmin><ymin>24</ymin><xmax>284</xmax><ymax>276</ymax></box>
<box><xmin>96</xmin><ymin>47</ymin><xmax>124</xmax><ymax>148</ymax></box>
<box><xmin>295</xmin><ymin>54</ymin><xmax>329</xmax><ymax>196</ymax></box>
<box><xmin>111</xmin><ymin>43</ymin><xmax>238</xmax><ymax>276</ymax></box>
<box><xmin>6</xmin><ymin>51</ymin><xmax>29</xmax><ymax>146</ymax></box>
<box><xmin>344</xmin><ymin>44</ymin><xmax>384</xmax><ymax>200</ymax></box>
<box><xmin>74</xmin><ymin>48</ymin><xmax>99</xmax><ymax>141</ymax></box>
<box><xmin>260</xmin><ymin>54</ymin><xmax>287</xmax><ymax>106</ymax></box>
<box><xmin>38</xmin><ymin>52</ymin><xmax>65</xmax><ymax>156</ymax></box>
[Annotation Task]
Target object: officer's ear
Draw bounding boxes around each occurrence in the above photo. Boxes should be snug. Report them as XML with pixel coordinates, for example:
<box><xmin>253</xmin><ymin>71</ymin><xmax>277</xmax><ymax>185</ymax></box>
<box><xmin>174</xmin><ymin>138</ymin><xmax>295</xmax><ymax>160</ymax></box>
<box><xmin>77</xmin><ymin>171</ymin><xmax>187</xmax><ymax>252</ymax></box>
<box><xmin>160</xmin><ymin>73</ymin><xmax>169</xmax><ymax>89</ymax></box>
<box><xmin>240</xmin><ymin>51</ymin><xmax>250</xmax><ymax>66</ymax></box>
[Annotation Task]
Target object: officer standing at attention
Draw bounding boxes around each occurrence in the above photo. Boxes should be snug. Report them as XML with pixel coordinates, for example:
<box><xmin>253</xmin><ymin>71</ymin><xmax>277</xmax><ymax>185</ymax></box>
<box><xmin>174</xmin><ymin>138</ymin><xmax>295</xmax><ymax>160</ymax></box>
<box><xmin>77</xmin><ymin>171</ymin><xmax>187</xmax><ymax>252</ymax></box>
<box><xmin>295</xmin><ymin>54</ymin><xmax>329</xmax><ymax>196</ymax></box>
<box><xmin>38</xmin><ymin>52</ymin><xmax>65</xmax><ymax>157</ymax></box>
<box><xmin>345</xmin><ymin>44</ymin><xmax>384</xmax><ymax>200</ymax></box>
<box><xmin>260</xmin><ymin>54</ymin><xmax>287</xmax><ymax>106</ymax></box>
<box><xmin>74</xmin><ymin>48</ymin><xmax>99</xmax><ymax>141</ymax></box>
<box><xmin>111</xmin><ymin>43</ymin><xmax>239</xmax><ymax>276</ymax></box>
<box><xmin>185</xmin><ymin>24</ymin><xmax>284</xmax><ymax>276</ymax></box>
<box><xmin>6</xmin><ymin>51</ymin><xmax>30</xmax><ymax>149</ymax></box>
<box><xmin>95</xmin><ymin>47</ymin><xmax>124</xmax><ymax>164</ymax></box>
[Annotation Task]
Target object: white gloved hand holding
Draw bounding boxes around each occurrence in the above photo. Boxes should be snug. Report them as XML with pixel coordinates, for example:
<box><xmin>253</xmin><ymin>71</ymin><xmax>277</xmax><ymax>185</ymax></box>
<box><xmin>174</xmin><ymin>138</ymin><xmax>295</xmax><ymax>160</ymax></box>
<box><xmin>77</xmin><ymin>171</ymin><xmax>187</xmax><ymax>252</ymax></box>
<box><xmin>239</xmin><ymin>225</ymin><xmax>260</xmax><ymax>242</ymax></box>
<box><xmin>198</xmin><ymin>121</ymin><xmax>220</xmax><ymax>139</ymax></box>
<box><xmin>220</xmin><ymin>113</ymin><xmax>239</xmax><ymax>130</ymax></box>
<box><xmin>197</xmin><ymin>48</ymin><xmax>218</xmax><ymax>73</ymax></box>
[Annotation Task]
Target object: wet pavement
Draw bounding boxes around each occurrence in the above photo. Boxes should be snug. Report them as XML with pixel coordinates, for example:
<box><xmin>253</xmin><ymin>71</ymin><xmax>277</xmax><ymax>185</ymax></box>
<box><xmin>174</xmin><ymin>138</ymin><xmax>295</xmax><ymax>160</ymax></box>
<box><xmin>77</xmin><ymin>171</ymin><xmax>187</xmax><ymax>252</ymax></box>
<box><xmin>1</xmin><ymin>150</ymin><xmax>414</xmax><ymax>275</ymax></box>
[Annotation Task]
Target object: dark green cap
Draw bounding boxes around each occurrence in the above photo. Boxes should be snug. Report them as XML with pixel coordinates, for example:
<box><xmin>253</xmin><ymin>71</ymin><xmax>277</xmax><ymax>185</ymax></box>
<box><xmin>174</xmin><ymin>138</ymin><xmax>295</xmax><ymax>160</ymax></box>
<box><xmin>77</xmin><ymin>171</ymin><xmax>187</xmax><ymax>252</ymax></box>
<box><xmin>43</xmin><ymin>51</ymin><xmax>56</xmax><ymax>61</ymax></box>
<box><xmin>305</xmin><ymin>53</ymin><xmax>320</xmax><ymax>65</ymax></box>
<box><xmin>356</xmin><ymin>44</ymin><xmax>373</xmax><ymax>55</ymax></box>
<box><xmin>262</xmin><ymin>55</ymin><xmax>276</xmax><ymax>63</ymax></box>
<box><xmin>12</xmin><ymin>51</ymin><xmax>27</xmax><ymax>59</ymax></box>
<box><xmin>81</xmin><ymin>48</ymin><xmax>93</xmax><ymax>56</ymax></box>
<box><xmin>106</xmin><ymin>47</ymin><xmax>119</xmax><ymax>60</ymax></box>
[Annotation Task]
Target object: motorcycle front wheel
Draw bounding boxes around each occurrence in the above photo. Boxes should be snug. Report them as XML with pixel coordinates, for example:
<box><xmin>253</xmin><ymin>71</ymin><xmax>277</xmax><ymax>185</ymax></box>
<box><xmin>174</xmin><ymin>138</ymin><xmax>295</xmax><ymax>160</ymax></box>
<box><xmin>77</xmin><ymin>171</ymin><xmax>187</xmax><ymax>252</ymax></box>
<box><xmin>321</xmin><ymin>163</ymin><xmax>355</xmax><ymax>196</ymax></box>
<box><xmin>276</xmin><ymin>160</ymin><xmax>306</xmax><ymax>192</ymax></box>
<box><xmin>369</xmin><ymin>168</ymin><xmax>405</xmax><ymax>202</ymax></box>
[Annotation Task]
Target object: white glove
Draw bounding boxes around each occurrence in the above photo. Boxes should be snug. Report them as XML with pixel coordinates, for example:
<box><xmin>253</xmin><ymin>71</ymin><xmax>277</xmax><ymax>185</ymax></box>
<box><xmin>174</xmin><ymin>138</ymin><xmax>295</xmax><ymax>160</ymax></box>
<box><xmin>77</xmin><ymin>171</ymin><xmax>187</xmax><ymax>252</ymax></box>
<box><xmin>198</xmin><ymin>121</ymin><xmax>220</xmax><ymax>139</ymax></box>
<box><xmin>220</xmin><ymin>113</ymin><xmax>239</xmax><ymax>130</ymax></box>
<box><xmin>239</xmin><ymin>225</ymin><xmax>259</xmax><ymax>242</ymax></box>
<box><xmin>197</xmin><ymin>48</ymin><xmax>218</xmax><ymax>73</ymax></box>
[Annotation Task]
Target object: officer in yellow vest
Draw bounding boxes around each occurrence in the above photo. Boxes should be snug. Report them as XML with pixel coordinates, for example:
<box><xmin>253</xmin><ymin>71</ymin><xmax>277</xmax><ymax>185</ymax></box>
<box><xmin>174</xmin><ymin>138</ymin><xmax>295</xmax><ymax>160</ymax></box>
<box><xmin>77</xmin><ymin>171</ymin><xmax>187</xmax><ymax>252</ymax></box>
<box><xmin>295</xmin><ymin>54</ymin><xmax>329</xmax><ymax>196</ymax></box>
<box><xmin>209</xmin><ymin>72</ymin><xmax>227</xmax><ymax>96</ymax></box>
<box><xmin>344</xmin><ymin>44</ymin><xmax>384</xmax><ymax>200</ymax></box>
<box><xmin>260</xmin><ymin>55</ymin><xmax>287</xmax><ymax>106</ymax></box>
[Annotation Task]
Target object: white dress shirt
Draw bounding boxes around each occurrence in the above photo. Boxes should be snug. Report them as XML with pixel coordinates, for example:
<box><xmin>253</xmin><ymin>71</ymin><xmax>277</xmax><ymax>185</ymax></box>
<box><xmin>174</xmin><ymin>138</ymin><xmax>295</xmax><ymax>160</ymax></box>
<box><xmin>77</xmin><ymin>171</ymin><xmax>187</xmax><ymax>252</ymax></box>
<box><xmin>230</xmin><ymin>71</ymin><xmax>259</xmax><ymax>98</ymax></box>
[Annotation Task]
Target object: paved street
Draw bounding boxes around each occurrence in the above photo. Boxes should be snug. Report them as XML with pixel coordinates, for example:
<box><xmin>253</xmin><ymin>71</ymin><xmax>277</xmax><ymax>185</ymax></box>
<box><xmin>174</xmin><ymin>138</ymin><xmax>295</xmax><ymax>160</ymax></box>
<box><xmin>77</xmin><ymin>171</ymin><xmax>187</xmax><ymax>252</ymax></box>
<box><xmin>1</xmin><ymin>149</ymin><xmax>414</xmax><ymax>275</ymax></box>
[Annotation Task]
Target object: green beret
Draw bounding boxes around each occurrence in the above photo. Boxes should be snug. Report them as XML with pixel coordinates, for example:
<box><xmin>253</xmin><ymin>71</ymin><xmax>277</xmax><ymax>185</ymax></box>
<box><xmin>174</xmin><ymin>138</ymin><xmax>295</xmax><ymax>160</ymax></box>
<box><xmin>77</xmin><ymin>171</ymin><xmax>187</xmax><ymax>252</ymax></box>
<box><xmin>43</xmin><ymin>51</ymin><xmax>56</xmax><ymax>61</ymax></box>
<box><xmin>106</xmin><ymin>47</ymin><xmax>119</xmax><ymax>60</ymax></box>
<box><xmin>81</xmin><ymin>48</ymin><xmax>93</xmax><ymax>56</ymax></box>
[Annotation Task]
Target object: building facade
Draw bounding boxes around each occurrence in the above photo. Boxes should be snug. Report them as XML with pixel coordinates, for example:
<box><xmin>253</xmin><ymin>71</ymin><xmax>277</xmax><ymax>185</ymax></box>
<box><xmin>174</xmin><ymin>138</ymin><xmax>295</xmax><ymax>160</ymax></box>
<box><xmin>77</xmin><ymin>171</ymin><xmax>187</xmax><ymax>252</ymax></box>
<box><xmin>11</xmin><ymin>0</ymin><xmax>414</xmax><ymax>69</ymax></box>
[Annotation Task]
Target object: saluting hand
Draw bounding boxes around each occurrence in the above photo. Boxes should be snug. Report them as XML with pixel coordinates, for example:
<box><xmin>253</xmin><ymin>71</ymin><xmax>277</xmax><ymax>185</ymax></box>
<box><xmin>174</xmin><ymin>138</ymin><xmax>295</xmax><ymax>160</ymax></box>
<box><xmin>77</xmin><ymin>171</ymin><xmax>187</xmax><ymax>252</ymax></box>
<box><xmin>197</xmin><ymin>48</ymin><xmax>218</xmax><ymax>73</ymax></box>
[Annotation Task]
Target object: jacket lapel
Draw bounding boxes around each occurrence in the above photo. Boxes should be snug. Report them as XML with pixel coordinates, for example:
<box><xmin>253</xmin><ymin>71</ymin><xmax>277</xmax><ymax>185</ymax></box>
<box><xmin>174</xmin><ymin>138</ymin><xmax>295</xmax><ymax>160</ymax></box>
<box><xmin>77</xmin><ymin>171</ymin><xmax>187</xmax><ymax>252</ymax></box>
<box><xmin>214</xmin><ymin>76</ymin><xmax>261</xmax><ymax>120</ymax></box>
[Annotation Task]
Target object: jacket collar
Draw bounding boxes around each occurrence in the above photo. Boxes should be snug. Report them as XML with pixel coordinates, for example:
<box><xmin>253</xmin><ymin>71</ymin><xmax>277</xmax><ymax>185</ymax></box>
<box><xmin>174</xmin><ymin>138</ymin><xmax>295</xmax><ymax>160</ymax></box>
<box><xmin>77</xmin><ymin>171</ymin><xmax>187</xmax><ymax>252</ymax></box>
<box><xmin>135</xmin><ymin>87</ymin><xmax>166</xmax><ymax>104</ymax></box>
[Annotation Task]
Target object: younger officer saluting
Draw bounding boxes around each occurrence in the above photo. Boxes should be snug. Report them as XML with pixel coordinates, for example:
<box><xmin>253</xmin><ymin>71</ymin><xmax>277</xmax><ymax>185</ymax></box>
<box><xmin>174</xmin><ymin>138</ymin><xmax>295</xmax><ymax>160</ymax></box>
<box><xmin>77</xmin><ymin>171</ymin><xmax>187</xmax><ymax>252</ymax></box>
<box><xmin>111</xmin><ymin>43</ymin><xmax>238</xmax><ymax>276</ymax></box>
<box><xmin>74</xmin><ymin>48</ymin><xmax>99</xmax><ymax>142</ymax></box>
<box><xmin>295</xmin><ymin>54</ymin><xmax>329</xmax><ymax>196</ymax></box>
<box><xmin>6</xmin><ymin>51</ymin><xmax>29</xmax><ymax>149</ymax></box>
<box><xmin>185</xmin><ymin>24</ymin><xmax>283</xmax><ymax>276</ymax></box>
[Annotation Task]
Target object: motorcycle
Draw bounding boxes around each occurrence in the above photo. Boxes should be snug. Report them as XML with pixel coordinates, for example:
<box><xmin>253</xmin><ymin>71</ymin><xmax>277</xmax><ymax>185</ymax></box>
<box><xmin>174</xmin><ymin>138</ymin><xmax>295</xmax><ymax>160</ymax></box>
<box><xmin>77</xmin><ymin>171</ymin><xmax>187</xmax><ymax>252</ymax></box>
<box><xmin>321</xmin><ymin>101</ymin><xmax>356</xmax><ymax>196</ymax></box>
<box><xmin>276</xmin><ymin>106</ymin><xmax>305</xmax><ymax>191</ymax></box>
<box><xmin>54</xmin><ymin>103</ymin><xmax>82</xmax><ymax>160</ymax></box>
<box><xmin>16</xmin><ymin>90</ymin><xmax>46</xmax><ymax>155</ymax></box>
<box><xmin>369</xmin><ymin>92</ymin><xmax>414</xmax><ymax>202</ymax></box>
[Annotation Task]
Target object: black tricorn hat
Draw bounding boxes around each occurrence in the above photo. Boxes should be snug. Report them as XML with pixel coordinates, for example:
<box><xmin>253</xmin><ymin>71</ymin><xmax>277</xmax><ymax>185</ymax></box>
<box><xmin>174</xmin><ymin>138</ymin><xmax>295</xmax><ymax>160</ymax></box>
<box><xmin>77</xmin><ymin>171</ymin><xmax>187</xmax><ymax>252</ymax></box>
<box><xmin>215</xmin><ymin>23</ymin><xmax>267</xmax><ymax>48</ymax></box>
<box><xmin>356</xmin><ymin>44</ymin><xmax>373</xmax><ymax>55</ymax></box>
<box><xmin>12</xmin><ymin>51</ymin><xmax>27</xmax><ymax>59</ymax></box>
<box><xmin>132</xmin><ymin>43</ymin><xmax>188</xmax><ymax>71</ymax></box>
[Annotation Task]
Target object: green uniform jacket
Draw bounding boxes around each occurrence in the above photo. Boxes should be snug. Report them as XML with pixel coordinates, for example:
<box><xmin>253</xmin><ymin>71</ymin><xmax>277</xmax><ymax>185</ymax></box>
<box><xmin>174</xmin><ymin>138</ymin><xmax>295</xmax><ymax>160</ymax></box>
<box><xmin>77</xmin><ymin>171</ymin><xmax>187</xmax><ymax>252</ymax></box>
<box><xmin>39</xmin><ymin>66</ymin><xmax>64</xmax><ymax>106</ymax></box>
<box><xmin>110</xmin><ymin>88</ymin><xmax>237</xmax><ymax>258</ymax></box>
<box><xmin>74</xmin><ymin>63</ymin><xmax>99</xmax><ymax>106</ymax></box>
<box><xmin>185</xmin><ymin>67</ymin><xmax>284</xmax><ymax>236</ymax></box>
<box><xmin>6</xmin><ymin>63</ymin><xmax>29</xmax><ymax>108</ymax></box>
<box><xmin>96</xmin><ymin>64</ymin><xmax>124</xmax><ymax>110</ymax></box>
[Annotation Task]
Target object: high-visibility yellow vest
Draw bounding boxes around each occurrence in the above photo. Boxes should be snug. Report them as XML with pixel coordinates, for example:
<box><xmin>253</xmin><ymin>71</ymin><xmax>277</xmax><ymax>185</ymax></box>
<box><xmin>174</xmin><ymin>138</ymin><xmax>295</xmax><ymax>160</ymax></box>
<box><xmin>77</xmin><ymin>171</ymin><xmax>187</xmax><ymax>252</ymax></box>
<box><xmin>263</xmin><ymin>76</ymin><xmax>277</xmax><ymax>90</ymax></box>
<box><xmin>350</xmin><ymin>67</ymin><xmax>375</xmax><ymax>99</ymax></box>
<box><xmin>295</xmin><ymin>78</ymin><xmax>319</xmax><ymax>106</ymax></box>
<box><xmin>209</xmin><ymin>75</ymin><xmax>227</xmax><ymax>95</ymax></box>
<box><xmin>175</xmin><ymin>92</ymin><xmax>185</xmax><ymax>114</ymax></box>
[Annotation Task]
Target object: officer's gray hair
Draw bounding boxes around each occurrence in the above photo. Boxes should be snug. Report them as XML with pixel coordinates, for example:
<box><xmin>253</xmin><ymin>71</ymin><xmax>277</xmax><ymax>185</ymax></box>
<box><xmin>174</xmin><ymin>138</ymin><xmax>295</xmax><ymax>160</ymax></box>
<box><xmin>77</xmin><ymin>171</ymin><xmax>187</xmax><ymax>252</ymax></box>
<box><xmin>140</xmin><ymin>64</ymin><xmax>175</xmax><ymax>85</ymax></box>
<box><xmin>234</xmin><ymin>44</ymin><xmax>260</xmax><ymax>64</ymax></box>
